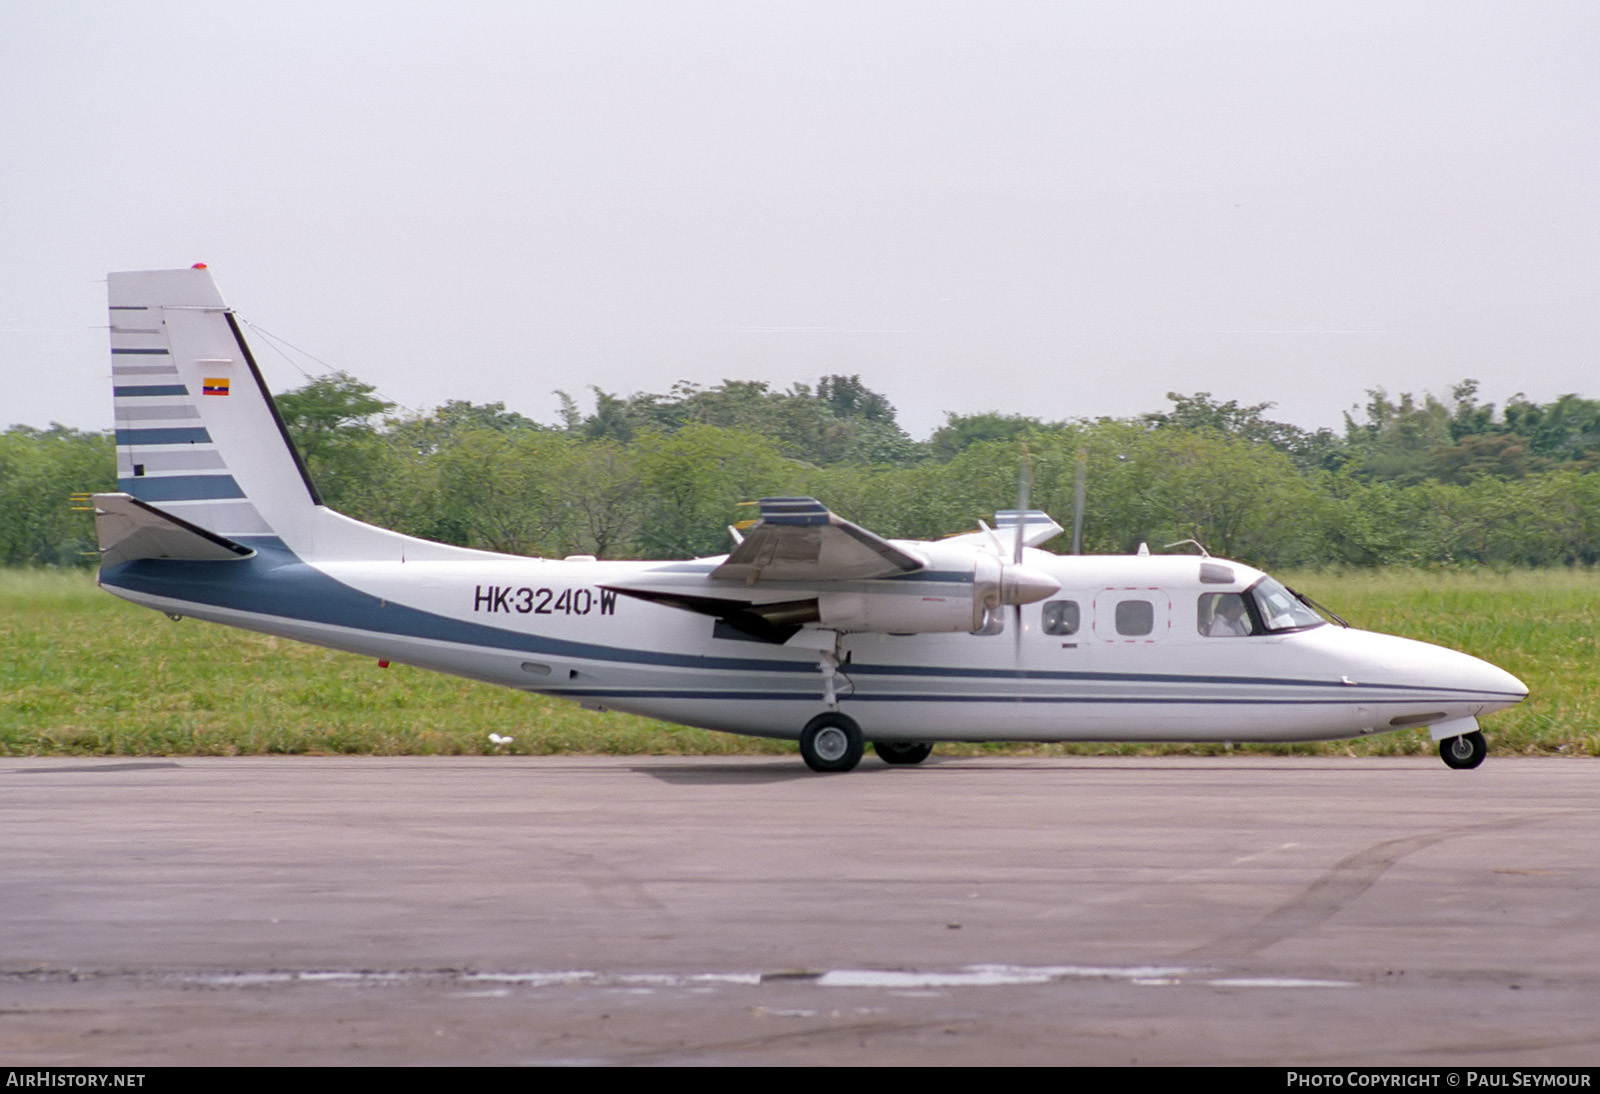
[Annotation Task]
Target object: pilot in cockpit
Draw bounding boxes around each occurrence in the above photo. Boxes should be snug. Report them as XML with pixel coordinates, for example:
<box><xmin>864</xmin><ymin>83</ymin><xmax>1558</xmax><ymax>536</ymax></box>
<box><xmin>1204</xmin><ymin>593</ymin><xmax>1253</xmax><ymax>637</ymax></box>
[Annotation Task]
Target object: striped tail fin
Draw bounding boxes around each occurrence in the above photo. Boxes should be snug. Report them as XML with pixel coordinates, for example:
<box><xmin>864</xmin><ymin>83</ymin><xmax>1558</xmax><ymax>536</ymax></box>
<box><xmin>106</xmin><ymin>267</ymin><xmax>496</xmax><ymax>564</ymax></box>
<box><xmin>110</xmin><ymin>267</ymin><xmax>319</xmax><ymax>549</ymax></box>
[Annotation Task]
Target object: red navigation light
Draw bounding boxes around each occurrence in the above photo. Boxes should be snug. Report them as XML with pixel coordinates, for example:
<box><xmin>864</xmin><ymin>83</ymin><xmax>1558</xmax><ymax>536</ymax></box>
<box><xmin>191</xmin><ymin>262</ymin><xmax>208</xmax><ymax>269</ymax></box>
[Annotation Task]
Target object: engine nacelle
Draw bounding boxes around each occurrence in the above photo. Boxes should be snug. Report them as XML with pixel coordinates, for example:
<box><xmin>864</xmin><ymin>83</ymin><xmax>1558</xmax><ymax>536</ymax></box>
<box><xmin>816</xmin><ymin>590</ymin><xmax>983</xmax><ymax>634</ymax></box>
<box><xmin>813</xmin><ymin>552</ymin><xmax>1060</xmax><ymax>634</ymax></box>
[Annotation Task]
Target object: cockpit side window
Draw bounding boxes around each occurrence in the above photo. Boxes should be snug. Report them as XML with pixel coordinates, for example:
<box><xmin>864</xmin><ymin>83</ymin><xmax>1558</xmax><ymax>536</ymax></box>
<box><xmin>1198</xmin><ymin>592</ymin><xmax>1254</xmax><ymax>637</ymax></box>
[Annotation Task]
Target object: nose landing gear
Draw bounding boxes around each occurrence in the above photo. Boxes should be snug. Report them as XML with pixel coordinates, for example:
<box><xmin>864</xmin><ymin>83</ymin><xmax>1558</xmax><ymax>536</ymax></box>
<box><xmin>1439</xmin><ymin>730</ymin><xmax>1487</xmax><ymax>770</ymax></box>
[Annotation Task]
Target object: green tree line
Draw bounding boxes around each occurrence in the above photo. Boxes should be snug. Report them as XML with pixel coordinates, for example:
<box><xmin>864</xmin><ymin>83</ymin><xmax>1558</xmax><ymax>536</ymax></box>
<box><xmin>6</xmin><ymin>374</ymin><xmax>1600</xmax><ymax>569</ymax></box>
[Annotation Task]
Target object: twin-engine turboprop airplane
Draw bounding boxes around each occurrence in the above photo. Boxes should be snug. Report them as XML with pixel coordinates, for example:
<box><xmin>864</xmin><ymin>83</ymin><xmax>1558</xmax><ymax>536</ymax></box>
<box><xmin>94</xmin><ymin>267</ymin><xmax>1528</xmax><ymax>772</ymax></box>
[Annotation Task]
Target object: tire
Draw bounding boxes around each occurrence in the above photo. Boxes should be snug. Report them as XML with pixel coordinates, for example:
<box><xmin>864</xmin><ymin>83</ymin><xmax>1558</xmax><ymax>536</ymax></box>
<box><xmin>1439</xmin><ymin>730</ymin><xmax>1487</xmax><ymax>770</ymax></box>
<box><xmin>874</xmin><ymin>741</ymin><xmax>933</xmax><ymax>766</ymax></box>
<box><xmin>799</xmin><ymin>713</ymin><xmax>864</xmax><ymax>773</ymax></box>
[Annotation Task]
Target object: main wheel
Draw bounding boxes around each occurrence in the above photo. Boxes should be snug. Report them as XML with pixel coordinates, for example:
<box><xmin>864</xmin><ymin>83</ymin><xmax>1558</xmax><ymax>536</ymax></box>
<box><xmin>874</xmin><ymin>741</ymin><xmax>933</xmax><ymax>766</ymax></box>
<box><xmin>799</xmin><ymin>713</ymin><xmax>864</xmax><ymax>773</ymax></box>
<box><xmin>1439</xmin><ymin>730</ymin><xmax>1487</xmax><ymax>770</ymax></box>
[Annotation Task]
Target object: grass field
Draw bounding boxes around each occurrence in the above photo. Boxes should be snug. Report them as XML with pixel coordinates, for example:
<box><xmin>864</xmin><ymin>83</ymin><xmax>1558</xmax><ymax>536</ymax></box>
<box><xmin>2</xmin><ymin>567</ymin><xmax>1594</xmax><ymax>757</ymax></box>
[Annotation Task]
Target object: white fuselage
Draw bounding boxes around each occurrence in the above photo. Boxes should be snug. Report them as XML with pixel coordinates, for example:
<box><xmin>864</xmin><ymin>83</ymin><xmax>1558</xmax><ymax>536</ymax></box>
<box><xmin>102</xmin><ymin>548</ymin><xmax>1526</xmax><ymax>746</ymax></box>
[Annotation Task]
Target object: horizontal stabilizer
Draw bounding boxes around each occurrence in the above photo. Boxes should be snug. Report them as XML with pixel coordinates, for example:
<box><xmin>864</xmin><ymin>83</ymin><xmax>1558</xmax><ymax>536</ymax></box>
<box><xmin>92</xmin><ymin>492</ymin><xmax>254</xmax><ymax>566</ymax></box>
<box><xmin>944</xmin><ymin>509</ymin><xmax>1064</xmax><ymax>553</ymax></box>
<box><xmin>994</xmin><ymin>509</ymin><xmax>1065</xmax><ymax>549</ymax></box>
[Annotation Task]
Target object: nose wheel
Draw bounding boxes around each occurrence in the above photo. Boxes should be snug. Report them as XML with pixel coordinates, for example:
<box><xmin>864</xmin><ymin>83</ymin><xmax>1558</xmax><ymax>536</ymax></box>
<box><xmin>1439</xmin><ymin>730</ymin><xmax>1487</xmax><ymax>770</ymax></box>
<box><xmin>799</xmin><ymin>713</ymin><xmax>864</xmax><ymax>773</ymax></box>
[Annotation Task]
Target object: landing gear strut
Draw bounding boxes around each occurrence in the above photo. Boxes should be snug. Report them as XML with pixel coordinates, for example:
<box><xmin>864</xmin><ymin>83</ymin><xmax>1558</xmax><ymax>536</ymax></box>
<box><xmin>1439</xmin><ymin>730</ymin><xmax>1487</xmax><ymax>770</ymax></box>
<box><xmin>799</xmin><ymin>713</ymin><xmax>864</xmax><ymax>773</ymax></box>
<box><xmin>874</xmin><ymin>741</ymin><xmax>933</xmax><ymax>766</ymax></box>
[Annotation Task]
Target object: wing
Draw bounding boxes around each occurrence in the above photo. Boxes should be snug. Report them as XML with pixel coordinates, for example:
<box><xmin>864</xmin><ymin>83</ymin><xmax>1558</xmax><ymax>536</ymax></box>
<box><xmin>710</xmin><ymin>497</ymin><xmax>926</xmax><ymax>583</ymax></box>
<box><xmin>600</xmin><ymin>498</ymin><xmax>930</xmax><ymax>643</ymax></box>
<box><xmin>601</xmin><ymin>498</ymin><xmax>1058</xmax><ymax>642</ymax></box>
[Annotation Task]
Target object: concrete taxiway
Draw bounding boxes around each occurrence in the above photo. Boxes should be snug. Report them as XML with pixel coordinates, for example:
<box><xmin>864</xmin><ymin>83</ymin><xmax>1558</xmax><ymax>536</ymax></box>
<box><xmin>3</xmin><ymin>754</ymin><xmax>1599</xmax><ymax>1065</ymax></box>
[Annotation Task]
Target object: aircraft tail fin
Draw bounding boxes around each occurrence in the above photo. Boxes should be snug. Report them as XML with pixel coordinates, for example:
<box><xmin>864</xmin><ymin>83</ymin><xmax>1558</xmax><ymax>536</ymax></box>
<box><xmin>107</xmin><ymin>267</ymin><xmax>498</xmax><ymax>564</ymax></box>
<box><xmin>109</xmin><ymin>267</ymin><xmax>323</xmax><ymax>551</ymax></box>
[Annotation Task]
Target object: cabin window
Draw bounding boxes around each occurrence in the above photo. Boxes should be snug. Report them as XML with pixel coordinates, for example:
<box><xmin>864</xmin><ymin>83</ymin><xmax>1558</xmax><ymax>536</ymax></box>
<box><xmin>1041</xmin><ymin>599</ymin><xmax>1080</xmax><ymax>636</ymax></box>
<box><xmin>1114</xmin><ymin>599</ymin><xmax>1154</xmax><ymax>636</ymax></box>
<box><xmin>1198</xmin><ymin>592</ymin><xmax>1254</xmax><ymax>637</ymax></box>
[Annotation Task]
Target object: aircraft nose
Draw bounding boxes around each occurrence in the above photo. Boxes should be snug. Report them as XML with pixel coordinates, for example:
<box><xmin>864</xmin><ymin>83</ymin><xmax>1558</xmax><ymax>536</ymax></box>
<box><xmin>1337</xmin><ymin>630</ymin><xmax>1528</xmax><ymax>714</ymax></box>
<box><xmin>1473</xmin><ymin>656</ymin><xmax>1529</xmax><ymax>712</ymax></box>
<box><xmin>1435</xmin><ymin>644</ymin><xmax>1528</xmax><ymax>713</ymax></box>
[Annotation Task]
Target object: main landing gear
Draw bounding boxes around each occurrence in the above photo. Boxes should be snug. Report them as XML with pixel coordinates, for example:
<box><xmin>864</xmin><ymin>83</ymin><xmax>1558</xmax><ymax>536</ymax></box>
<box><xmin>799</xmin><ymin>713</ymin><xmax>865</xmax><ymax>773</ymax></box>
<box><xmin>1439</xmin><ymin>730</ymin><xmax>1487</xmax><ymax>770</ymax></box>
<box><xmin>798</xmin><ymin>714</ymin><xmax>937</xmax><ymax>772</ymax></box>
<box><xmin>874</xmin><ymin>741</ymin><xmax>934</xmax><ymax>766</ymax></box>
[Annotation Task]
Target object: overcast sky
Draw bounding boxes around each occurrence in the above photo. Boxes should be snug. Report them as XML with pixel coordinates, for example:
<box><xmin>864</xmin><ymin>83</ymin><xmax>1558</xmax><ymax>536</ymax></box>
<box><xmin>4</xmin><ymin>1</ymin><xmax>1597</xmax><ymax>439</ymax></box>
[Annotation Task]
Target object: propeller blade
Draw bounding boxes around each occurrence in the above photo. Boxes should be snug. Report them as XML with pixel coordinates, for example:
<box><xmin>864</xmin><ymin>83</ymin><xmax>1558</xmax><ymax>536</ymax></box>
<box><xmin>1072</xmin><ymin>447</ymin><xmax>1086</xmax><ymax>555</ymax></box>
<box><xmin>1013</xmin><ymin>446</ymin><xmax>1031</xmax><ymax>652</ymax></box>
<box><xmin>1013</xmin><ymin>446</ymin><xmax>1031</xmax><ymax>565</ymax></box>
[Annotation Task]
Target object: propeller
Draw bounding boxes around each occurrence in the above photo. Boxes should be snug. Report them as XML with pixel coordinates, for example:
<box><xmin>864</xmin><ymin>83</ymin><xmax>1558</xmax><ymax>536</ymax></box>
<box><xmin>976</xmin><ymin>446</ymin><xmax>1059</xmax><ymax>643</ymax></box>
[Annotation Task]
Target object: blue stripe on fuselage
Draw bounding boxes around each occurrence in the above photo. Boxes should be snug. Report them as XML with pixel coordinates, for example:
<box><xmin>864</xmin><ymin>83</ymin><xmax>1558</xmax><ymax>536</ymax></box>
<box><xmin>547</xmin><ymin>688</ymin><xmax>1492</xmax><ymax>705</ymax></box>
<box><xmin>844</xmin><ymin>661</ymin><xmax>1518</xmax><ymax>700</ymax></box>
<box><xmin>98</xmin><ymin>544</ymin><xmax>816</xmax><ymax>673</ymax></box>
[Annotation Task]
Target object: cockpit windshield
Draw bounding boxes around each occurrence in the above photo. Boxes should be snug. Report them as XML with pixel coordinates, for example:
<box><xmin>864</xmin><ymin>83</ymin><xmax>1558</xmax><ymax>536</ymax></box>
<box><xmin>1199</xmin><ymin>577</ymin><xmax>1328</xmax><ymax>637</ymax></box>
<box><xmin>1249</xmin><ymin>576</ymin><xmax>1326</xmax><ymax>633</ymax></box>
